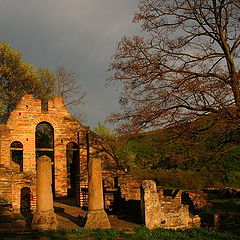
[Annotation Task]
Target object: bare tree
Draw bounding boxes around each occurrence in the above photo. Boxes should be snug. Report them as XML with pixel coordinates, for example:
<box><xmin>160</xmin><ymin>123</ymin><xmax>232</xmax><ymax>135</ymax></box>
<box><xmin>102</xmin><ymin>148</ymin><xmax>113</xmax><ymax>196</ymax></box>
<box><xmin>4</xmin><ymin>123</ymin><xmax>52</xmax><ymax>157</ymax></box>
<box><xmin>55</xmin><ymin>66</ymin><xmax>86</xmax><ymax>109</ymax></box>
<box><xmin>108</xmin><ymin>0</ymin><xmax>240</xmax><ymax>134</ymax></box>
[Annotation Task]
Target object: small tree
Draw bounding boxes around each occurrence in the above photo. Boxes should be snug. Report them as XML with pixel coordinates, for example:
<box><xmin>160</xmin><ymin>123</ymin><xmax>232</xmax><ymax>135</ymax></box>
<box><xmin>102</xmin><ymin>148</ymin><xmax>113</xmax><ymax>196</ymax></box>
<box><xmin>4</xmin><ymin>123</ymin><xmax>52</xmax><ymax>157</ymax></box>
<box><xmin>0</xmin><ymin>41</ymin><xmax>55</xmax><ymax>121</ymax></box>
<box><xmin>92</xmin><ymin>122</ymin><xmax>120</xmax><ymax>166</ymax></box>
<box><xmin>0</xmin><ymin>42</ymin><xmax>86</xmax><ymax>122</ymax></box>
<box><xmin>108</xmin><ymin>0</ymin><xmax>240</xmax><ymax>135</ymax></box>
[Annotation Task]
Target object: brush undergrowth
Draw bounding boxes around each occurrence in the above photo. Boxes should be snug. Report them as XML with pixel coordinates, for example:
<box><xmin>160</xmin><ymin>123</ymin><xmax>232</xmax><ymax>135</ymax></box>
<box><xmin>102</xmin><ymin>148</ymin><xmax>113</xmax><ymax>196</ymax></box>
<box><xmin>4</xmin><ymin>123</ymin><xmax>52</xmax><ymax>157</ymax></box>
<box><xmin>0</xmin><ymin>226</ymin><xmax>237</xmax><ymax>240</ymax></box>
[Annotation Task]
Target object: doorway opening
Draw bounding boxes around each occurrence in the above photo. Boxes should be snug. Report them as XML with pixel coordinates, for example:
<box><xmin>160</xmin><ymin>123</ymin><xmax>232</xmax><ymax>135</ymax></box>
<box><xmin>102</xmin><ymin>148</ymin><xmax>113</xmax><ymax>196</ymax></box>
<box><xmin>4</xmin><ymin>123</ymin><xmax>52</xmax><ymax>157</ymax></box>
<box><xmin>66</xmin><ymin>142</ymin><xmax>79</xmax><ymax>197</ymax></box>
<box><xmin>35</xmin><ymin>122</ymin><xmax>55</xmax><ymax>195</ymax></box>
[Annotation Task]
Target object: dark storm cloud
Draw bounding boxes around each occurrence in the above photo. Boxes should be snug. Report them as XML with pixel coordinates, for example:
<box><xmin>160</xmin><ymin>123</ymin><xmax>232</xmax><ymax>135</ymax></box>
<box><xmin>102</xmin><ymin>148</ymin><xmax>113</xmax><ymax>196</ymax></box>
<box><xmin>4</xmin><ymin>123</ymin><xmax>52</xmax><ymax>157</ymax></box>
<box><xmin>0</xmin><ymin>0</ymin><xmax>140</xmax><ymax>128</ymax></box>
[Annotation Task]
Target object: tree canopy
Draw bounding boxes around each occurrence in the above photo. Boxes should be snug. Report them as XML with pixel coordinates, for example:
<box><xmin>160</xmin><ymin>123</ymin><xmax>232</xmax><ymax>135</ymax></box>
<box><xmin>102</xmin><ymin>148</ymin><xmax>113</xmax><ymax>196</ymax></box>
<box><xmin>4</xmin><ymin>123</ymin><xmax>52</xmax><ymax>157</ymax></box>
<box><xmin>0</xmin><ymin>41</ymin><xmax>49</xmax><ymax>121</ymax></box>
<box><xmin>0</xmin><ymin>41</ymin><xmax>85</xmax><ymax>122</ymax></box>
<box><xmin>108</xmin><ymin>0</ymin><xmax>240</xmax><ymax>135</ymax></box>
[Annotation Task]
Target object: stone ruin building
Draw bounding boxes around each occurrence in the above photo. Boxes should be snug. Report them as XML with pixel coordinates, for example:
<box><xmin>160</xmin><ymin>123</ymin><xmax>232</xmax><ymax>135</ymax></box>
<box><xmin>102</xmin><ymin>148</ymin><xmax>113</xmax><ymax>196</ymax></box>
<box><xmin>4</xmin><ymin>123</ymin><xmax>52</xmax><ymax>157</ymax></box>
<box><xmin>0</xmin><ymin>94</ymin><xmax>201</xmax><ymax>229</ymax></box>
<box><xmin>0</xmin><ymin>94</ymin><xmax>124</xmax><ymax>213</ymax></box>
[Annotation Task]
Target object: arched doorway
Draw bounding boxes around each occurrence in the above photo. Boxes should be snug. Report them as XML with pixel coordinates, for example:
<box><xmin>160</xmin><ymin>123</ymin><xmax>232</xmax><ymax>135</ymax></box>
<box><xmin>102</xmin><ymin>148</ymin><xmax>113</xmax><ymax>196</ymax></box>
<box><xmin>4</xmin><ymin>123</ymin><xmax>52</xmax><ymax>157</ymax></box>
<box><xmin>66</xmin><ymin>142</ymin><xmax>79</xmax><ymax>197</ymax></box>
<box><xmin>35</xmin><ymin>122</ymin><xmax>55</xmax><ymax>195</ymax></box>
<box><xmin>10</xmin><ymin>141</ymin><xmax>23</xmax><ymax>172</ymax></box>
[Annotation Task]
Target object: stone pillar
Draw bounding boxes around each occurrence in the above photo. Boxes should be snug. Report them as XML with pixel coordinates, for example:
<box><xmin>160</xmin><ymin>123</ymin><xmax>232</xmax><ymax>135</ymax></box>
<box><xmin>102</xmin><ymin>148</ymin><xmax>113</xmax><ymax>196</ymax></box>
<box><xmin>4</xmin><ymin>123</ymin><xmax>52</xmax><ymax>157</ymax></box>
<box><xmin>84</xmin><ymin>157</ymin><xmax>111</xmax><ymax>229</ymax></box>
<box><xmin>141</xmin><ymin>180</ymin><xmax>162</xmax><ymax>229</ymax></box>
<box><xmin>31</xmin><ymin>155</ymin><xmax>58</xmax><ymax>230</ymax></box>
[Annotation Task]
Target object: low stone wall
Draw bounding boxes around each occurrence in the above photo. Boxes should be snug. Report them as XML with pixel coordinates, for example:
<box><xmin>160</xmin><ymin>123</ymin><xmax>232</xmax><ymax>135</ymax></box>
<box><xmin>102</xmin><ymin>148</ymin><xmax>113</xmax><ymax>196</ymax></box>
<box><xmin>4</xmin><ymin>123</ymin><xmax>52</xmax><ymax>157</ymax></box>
<box><xmin>141</xmin><ymin>180</ymin><xmax>201</xmax><ymax>229</ymax></box>
<box><xmin>182</xmin><ymin>190</ymin><xmax>209</xmax><ymax>210</ymax></box>
<box><xmin>213</xmin><ymin>212</ymin><xmax>240</xmax><ymax>229</ymax></box>
<box><xmin>204</xmin><ymin>187</ymin><xmax>240</xmax><ymax>198</ymax></box>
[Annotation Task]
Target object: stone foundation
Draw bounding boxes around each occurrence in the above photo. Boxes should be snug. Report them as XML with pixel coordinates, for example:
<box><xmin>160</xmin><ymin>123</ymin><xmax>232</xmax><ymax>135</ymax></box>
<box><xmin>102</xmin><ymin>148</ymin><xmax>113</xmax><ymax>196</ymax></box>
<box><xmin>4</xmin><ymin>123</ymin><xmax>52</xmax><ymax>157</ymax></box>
<box><xmin>32</xmin><ymin>209</ymin><xmax>58</xmax><ymax>230</ymax></box>
<box><xmin>85</xmin><ymin>210</ymin><xmax>111</xmax><ymax>229</ymax></box>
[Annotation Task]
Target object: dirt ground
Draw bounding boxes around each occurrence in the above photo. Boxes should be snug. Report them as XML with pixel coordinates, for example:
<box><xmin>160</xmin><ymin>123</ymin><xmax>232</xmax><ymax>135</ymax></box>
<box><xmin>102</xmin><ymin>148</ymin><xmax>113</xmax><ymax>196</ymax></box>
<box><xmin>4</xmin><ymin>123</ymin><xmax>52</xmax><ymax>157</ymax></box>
<box><xmin>0</xmin><ymin>198</ymin><xmax>140</xmax><ymax>239</ymax></box>
<box><xmin>54</xmin><ymin>198</ymin><xmax>140</xmax><ymax>230</ymax></box>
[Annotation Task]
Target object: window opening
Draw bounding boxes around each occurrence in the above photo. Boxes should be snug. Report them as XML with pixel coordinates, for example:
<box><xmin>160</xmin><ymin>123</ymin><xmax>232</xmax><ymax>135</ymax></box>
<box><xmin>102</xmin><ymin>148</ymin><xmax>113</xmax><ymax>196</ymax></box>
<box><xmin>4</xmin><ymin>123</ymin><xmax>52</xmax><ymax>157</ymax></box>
<box><xmin>10</xmin><ymin>141</ymin><xmax>23</xmax><ymax>172</ymax></box>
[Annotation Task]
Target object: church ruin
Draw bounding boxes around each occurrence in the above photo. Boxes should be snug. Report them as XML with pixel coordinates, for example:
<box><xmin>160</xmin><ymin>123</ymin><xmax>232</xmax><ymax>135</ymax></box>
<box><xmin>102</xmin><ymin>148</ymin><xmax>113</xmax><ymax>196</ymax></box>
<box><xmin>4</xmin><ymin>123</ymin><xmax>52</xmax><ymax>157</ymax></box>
<box><xmin>0</xmin><ymin>94</ymin><xmax>201</xmax><ymax>229</ymax></box>
<box><xmin>0</xmin><ymin>94</ymin><xmax>122</xmax><ymax>213</ymax></box>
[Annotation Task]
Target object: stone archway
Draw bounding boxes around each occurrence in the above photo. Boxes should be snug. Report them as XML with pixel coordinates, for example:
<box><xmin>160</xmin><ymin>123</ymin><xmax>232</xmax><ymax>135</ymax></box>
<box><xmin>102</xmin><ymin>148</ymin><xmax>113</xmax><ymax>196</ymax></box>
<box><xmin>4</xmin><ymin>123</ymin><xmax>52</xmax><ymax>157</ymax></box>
<box><xmin>35</xmin><ymin>122</ymin><xmax>55</xmax><ymax>195</ymax></box>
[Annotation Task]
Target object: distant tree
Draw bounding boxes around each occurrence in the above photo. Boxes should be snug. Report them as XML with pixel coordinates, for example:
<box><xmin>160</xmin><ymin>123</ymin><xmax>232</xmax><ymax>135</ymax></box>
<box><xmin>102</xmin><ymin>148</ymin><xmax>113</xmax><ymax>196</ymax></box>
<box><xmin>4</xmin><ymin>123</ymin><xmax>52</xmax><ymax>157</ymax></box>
<box><xmin>92</xmin><ymin>122</ymin><xmax>121</xmax><ymax>167</ymax></box>
<box><xmin>108</xmin><ymin>0</ymin><xmax>240</xmax><ymax>135</ymax></box>
<box><xmin>94</xmin><ymin>122</ymin><xmax>114</xmax><ymax>138</ymax></box>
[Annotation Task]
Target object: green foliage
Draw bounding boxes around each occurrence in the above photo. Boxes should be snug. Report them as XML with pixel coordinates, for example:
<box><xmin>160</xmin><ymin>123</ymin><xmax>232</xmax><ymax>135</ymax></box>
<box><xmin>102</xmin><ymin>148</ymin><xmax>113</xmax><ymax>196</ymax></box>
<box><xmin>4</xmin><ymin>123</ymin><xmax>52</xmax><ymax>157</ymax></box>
<box><xmin>0</xmin><ymin>42</ymin><xmax>85</xmax><ymax>122</ymax></box>
<box><xmin>0</xmin><ymin>41</ymin><xmax>56</xmax><ymax>122</ymax></box>
<box><xmin>117</xmin><ymin>134</ymin><xmax>167</xmax><ymax>169</ymax></box>
<box><xmin>20</xmin><ymin>226</ymin><xmax>240</xmax><ymax>240</ymax></box>
<box><xmin>93</xmin><ymin>122</ymin><xmax>121</xmax><ymax>166</ymax></box>
<box><xmin>114</xmin><ymin>115</ymin><xmax>240</xmax><ymax>189</ymax></box>
<box><xmin>94</xmin><ymin>122</ymin><xmax>114</xmax><ymax>138</ymax></box>
<box><xmin>212</xmin><ymin>199</ymin><xmax>240</xmax><ymax>213</ymax></box>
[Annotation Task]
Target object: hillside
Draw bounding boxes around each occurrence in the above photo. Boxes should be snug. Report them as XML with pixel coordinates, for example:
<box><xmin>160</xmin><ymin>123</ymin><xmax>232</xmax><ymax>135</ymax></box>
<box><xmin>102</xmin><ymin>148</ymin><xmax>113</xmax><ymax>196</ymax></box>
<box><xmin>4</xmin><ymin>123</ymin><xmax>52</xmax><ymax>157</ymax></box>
<box><xmin>115</xmin><ymin>115</ymin><xmax>240</xmax><ymax>190</ymax></box>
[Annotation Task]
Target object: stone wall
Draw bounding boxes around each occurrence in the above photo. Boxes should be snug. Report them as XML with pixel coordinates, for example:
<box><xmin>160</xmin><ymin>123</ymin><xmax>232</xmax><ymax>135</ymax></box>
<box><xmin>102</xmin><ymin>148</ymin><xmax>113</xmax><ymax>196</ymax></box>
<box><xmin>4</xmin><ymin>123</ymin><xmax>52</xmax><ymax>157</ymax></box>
<box><xmin>141</xmin><ymin>180</ymin><xmax>201</xmax><ymax>229</ymax></box>
<box><xmin>117</xmin><ymin>174</ymin><xmax>141</xmax><ymax>201</ymax></box>
<box><xmin>0</xmin><ymin>94</ymin><xmax>87</xmax><ymax>198</ymax></box>
<box><xmin>78</xmin><ymin>169</ymin><xmax>130</xmax><ymax>209</ymax></box>
<box><xmin>12</xmin><ymin>172</ymin><xmax>36</xmax><ymax>213</ymax></box>
<box><xmin>0</xmin><ymin>94</ymin><xmax>141</xmax><ymax>215</ymax></box>
<box><xmin>0</xmin><ymin>164</ymin><xmax>36</xmax><ymax>213</ymax></box>
<box><xmin>182</xmin><ymin>190</ymin><xmax>209</xmax><ymax>210</ymax></box>
<box><xmin>0</xmin><ymin>164</ymin><xmax>12</xmax><ymax>205</ymax></box>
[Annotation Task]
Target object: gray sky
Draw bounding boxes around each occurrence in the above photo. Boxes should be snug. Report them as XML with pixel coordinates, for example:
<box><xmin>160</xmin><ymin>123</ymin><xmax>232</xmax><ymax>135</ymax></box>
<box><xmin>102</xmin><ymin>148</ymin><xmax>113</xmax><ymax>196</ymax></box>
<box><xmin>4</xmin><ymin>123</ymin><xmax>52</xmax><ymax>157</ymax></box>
<box><xmin>0</xmin><ymin>0</ymin><xmax>140</xmax><ymax>129</ymax></box>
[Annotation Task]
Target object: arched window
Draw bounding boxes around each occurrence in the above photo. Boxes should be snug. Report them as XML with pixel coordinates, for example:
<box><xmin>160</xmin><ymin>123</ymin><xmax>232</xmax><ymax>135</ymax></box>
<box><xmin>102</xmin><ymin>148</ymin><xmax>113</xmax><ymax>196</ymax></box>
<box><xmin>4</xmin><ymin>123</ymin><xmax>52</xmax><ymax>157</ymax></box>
<box><xmin>66</xmin><ymin>142</ymin><xmax>79</xmax><ymax>197</ymax></box>
<box><xmin>35</xmin><ymin>122</ymin><xmax>54</xmax><ymax>150</ymax></box>
<box><xmin>10</xmin><ymin>141</ymin><xmax>23</xmax><ymax>172</ymax></box>
<box><xmin>35</xmin><ymin>122</ymin><xmax>55</xmax><ymax>195</ymax></box>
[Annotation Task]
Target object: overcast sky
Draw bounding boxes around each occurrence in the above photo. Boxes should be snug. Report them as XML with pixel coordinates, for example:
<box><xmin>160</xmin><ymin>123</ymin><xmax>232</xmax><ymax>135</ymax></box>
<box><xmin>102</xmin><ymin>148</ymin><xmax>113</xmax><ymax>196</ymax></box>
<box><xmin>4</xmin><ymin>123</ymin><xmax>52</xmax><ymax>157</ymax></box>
<box><xmin>0</xmin><ymin>0</ymin><xmax>140</xmax><ymax>129</ymax></box>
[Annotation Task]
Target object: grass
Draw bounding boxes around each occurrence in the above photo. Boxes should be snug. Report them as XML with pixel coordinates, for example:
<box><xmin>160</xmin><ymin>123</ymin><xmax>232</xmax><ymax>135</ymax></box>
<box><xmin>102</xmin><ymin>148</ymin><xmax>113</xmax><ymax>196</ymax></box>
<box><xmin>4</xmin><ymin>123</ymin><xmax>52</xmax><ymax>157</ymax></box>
<box><xmin>1</xmin><ymin>226</ymin><xmax>240</xmax><ymax>240</ymax></box>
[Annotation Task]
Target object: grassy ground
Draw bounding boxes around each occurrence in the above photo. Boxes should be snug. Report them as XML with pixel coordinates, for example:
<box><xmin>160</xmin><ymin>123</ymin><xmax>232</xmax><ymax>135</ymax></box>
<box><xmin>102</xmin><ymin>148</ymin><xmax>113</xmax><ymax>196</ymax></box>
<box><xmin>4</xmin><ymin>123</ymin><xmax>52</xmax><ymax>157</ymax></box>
<box><xmin>1</xmin><ymin>226</ymin><xmax>240</xmax><ymax>240</ymax></box>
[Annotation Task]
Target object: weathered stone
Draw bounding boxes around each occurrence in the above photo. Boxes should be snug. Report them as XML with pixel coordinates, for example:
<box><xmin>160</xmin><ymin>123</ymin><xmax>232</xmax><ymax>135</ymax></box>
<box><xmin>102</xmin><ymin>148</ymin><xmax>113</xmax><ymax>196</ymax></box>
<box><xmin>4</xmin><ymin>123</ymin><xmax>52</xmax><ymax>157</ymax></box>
<box><xmin>31</xmin><ymin>155</ymin><xmax>58</xmax><ymax>230</ymax></box>
<box><xmin>84</xmin><ymin>210</ymin><xmax>111</xmax><ymax>229</ymax></box>
<box><xmin>0</xmin><ymin>94</ymin><xmax>123</xmax><ymax>211</ymax></box>
<box><xmin>141</xmin><ymin>180</ymin><xmax>162</xmax><ymax>229</ymax></box>
<box><xmin>85</xmin><ymin>157</ymin><xmax>111</xmax><ymax>229</ymax></box>
<box><xmin>141</xmin><ymin>180</ymin><xmax>201</xmax><ymax>229</ymax></box>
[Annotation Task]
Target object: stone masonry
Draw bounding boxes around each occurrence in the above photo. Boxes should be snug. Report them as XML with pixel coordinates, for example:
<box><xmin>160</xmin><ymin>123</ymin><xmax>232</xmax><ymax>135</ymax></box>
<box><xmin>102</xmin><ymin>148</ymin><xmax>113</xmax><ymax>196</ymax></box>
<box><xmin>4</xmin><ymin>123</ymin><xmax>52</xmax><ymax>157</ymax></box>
<box><xmin>0</xmin><ymin>94</ymin><xmax>87</xmax><ymax>198</ymax></box>
<box><xmin>0</xmin><ymin>94</ymin><xmax>124</xmax><ymax>213</ymax></box>
<box><xmin>141</xmin><ymin>180</ymin><xmax>163</xmax><ymax>229</ymax></box>
<box><xmin>141</xmin><ymin>180</ymin><xmax>201</xmax><ymax>229</ymax></box>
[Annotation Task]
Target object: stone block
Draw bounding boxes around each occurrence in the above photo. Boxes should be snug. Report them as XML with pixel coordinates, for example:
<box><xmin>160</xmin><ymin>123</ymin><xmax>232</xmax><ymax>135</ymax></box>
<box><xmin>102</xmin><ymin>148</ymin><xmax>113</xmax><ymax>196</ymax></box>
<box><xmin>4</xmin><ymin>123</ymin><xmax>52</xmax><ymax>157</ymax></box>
<box><xmin>141</xmin><ymin>180</ymin><xmax>162</xmax><ymax>229</ymax></box>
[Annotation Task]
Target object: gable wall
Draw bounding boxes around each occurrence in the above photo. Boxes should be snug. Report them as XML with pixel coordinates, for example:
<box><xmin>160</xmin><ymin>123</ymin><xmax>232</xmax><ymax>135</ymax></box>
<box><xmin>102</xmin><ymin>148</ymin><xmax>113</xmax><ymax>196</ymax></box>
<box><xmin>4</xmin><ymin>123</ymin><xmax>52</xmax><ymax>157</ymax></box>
<box><xmin>0</xmin><ymin>94</ymin><xmax>87</xmax><ymax>197</ymax></box>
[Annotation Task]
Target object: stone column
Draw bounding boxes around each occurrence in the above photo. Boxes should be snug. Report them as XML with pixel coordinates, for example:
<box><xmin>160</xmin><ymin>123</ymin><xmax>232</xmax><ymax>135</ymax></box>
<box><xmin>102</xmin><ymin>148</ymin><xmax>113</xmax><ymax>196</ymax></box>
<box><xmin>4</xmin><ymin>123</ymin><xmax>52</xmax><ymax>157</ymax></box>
<box><xmin>141</xmin><ymin>180</ymin><xmax>162</xmax><ymax>229</ymax></box>
<box><xmin>84</xmin><ymin>157</ymin><xmax>111</xmax><ymax>229</ymax></box>
<box><xmin>31</xmin><ymin>155</ymin><xmax>58</xmax><ymax>230</ymax></box>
